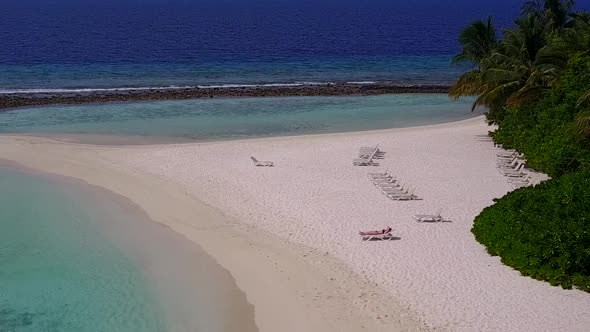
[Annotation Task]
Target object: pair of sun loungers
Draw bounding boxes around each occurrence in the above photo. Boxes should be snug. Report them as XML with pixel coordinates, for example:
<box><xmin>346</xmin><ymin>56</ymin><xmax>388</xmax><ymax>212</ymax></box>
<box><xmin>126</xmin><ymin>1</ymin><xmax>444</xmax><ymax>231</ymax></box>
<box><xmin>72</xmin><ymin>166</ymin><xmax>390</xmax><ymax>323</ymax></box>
<box><xmin>359</xmin><ymin>209</ymin><xmax>445</xmax><ymax>240</ymax></box>
<box><xmin>353</xmin><ymin>144</ymin><xmax>383</xmax><ymax>166</ymax></box>
<box><xmin>368</xmin><ymin>170</ymin><xmax>419</xmax><ymax>201</ymax></box>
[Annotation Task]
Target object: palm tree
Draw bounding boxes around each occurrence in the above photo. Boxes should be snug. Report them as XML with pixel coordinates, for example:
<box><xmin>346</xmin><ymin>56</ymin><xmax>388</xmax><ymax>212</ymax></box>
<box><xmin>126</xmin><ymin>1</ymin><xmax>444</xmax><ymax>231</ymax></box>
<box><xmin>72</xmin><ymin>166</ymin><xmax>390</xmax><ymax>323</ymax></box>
<box><xmin>449</xmin><ymin>17</ymin><xmax>497</xmax><ymax>110</ymax></box>
<box><xmin>522</xmin><ymin>0</ymin><xmax>576</xmax><ymax>30</ymax></box>
<box><xmin>549</xmin><ymin>12</ymin><xmax>590</xmax><ymax>54</ymax></box>
<box><xmin>450</xmin><ymin>14</ymin><xmax>563</xmax><ymax>113</ymax></box>
<box><xmin>487</xmin><ymin>15</ymin><xmax>564</xmax><ymax>105</ymax></box>
<box><xmin>570</xmin><ymin>11</ymin><xmax>590</xmax><ymax>25</ymax></box>
<box><xmin>452</xmin><ymin>16</ymin><xmax>497</xmax><ymax>67</ymax></box>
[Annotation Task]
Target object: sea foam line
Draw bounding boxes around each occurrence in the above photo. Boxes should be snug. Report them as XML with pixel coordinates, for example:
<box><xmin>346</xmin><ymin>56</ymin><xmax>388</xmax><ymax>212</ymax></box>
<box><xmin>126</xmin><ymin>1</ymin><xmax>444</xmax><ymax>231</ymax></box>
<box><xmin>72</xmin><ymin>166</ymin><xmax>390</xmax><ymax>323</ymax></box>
<box><xmin>0</xmin><ymin>86</ymin><xmax>196</xmax><ymax>94</ymax></box>
<box><xmin>0</xmin><ymin>82</ymin><xmax>341</xmax><ymax>94</ymax></box>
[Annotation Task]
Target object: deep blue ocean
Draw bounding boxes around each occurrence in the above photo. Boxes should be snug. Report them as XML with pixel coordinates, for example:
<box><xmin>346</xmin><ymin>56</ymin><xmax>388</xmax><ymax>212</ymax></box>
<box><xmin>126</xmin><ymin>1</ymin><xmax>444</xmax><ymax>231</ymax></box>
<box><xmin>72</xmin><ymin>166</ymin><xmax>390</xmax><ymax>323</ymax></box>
<box><xmin>0</xmin><ymin>0</ymin><xmax>544</xmax><ymax>91</ymax></box>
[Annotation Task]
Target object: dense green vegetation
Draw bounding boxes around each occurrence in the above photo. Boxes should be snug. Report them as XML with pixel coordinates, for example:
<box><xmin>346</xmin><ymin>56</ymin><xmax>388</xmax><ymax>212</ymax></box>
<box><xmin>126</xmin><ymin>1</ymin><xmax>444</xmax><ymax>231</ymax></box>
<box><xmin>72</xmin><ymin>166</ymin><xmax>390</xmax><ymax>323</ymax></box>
<box><xmin>491</xmin><ymin>54</ymin><xmax>590</xmax><ymax>177</ymax></box>
<box><xmin>472</xmin><ymin>171</ymin><xmax>590</xmax><ymax>291</ymax></box>
<box><xmin>451</xmin><ymin>0</ymin><xmax>590</xmax><ymax>290</ymax></box>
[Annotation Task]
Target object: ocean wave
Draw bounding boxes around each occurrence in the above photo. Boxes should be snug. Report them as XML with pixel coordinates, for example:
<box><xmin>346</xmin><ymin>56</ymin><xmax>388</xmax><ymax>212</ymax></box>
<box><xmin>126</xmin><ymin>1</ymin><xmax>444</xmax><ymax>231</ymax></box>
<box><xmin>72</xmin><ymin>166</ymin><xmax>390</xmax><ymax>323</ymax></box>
<box><xmin>0</xmin><ymin>82</ymin><xmax>338</xmax><ymax>94</ymax></box>
<box><xmin>196</xmin><ymin>82</ymin><xmax>333</xmax><ymax>89</ymax></box>
<box><xmin>0</xmin><ymin>80</ymin><xmax>450</xmax><ymax>95</ymax></box>
<box><xmin>347</xmin><ymin>81</ymin><xmax>377</xmax><ymax>85</ymax></box>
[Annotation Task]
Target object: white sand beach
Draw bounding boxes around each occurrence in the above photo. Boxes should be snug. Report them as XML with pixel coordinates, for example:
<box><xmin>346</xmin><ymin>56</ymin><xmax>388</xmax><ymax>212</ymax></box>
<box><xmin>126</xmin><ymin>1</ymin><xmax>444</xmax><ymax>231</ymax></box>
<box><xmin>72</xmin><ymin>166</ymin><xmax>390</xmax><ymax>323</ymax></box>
<box><xmin>2</xmin><ymin>115</ymin><xmax>589</xmax><ymax>331</ymax></box>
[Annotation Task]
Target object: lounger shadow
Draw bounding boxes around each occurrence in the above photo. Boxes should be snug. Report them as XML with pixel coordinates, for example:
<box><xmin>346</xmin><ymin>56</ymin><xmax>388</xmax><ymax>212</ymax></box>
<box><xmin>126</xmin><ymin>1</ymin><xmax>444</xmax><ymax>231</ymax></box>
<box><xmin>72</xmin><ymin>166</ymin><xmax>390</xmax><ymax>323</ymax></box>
<box><xmin>366</xmin><ymin>236</ymin><xmax>401</xmax><ymax>241</ymax></box>
<box><xmin>417</xmin><ymin>219</ymin><xmax>453</xmax><ymax>223</ymax></box>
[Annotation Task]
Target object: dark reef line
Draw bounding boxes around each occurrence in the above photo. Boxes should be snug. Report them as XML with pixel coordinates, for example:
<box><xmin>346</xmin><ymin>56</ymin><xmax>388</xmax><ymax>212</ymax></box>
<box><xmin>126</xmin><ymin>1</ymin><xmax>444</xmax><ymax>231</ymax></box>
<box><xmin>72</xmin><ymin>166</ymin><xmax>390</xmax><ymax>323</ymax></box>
<box><xmin>0</xmin><ymin>83</ymin><xmax>450</xmax><ymax>111</ymax></box>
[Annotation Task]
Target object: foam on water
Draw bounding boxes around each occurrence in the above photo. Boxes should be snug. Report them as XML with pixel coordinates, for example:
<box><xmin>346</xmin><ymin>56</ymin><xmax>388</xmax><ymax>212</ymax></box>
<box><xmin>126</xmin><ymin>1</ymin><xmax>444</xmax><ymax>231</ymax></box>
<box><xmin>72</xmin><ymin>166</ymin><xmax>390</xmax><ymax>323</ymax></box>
<box><xmin>0</xmin><ymin>86</ymin><xmax>196</xmax><ymax>94</ymax></box>
<box><xmin>0</xmin><ymin>56</ymin><xmax>465</xmax><ymax>92</ymax></box>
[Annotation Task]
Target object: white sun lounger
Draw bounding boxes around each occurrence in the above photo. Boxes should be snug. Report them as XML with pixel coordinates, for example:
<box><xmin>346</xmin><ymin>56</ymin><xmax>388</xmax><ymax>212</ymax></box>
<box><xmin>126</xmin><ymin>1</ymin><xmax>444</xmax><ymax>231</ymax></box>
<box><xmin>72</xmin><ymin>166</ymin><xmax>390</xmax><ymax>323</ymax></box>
<box><xmin>353</xmin><ymin>158</ymin><xmax>374</xmax><ymax>166</ymax></box>
<box><xmin>371</xmin><ymin>177</ymin><xmax>395</xmax><ymax>184</ymax></box>
<box><xmin>394</xmin><ymin>194</ymin><xmax>418</xmax><ymax>201</ymax></box>
<box><xmin>508</xmin><ymin>173</ymin><xmax>531</xmax><ymax>184</ymax></box>
<box><xmin>511</xmin><ymin>182</ymin><xmax>529</xmax><ymax>189</ymax></box>
<box><xmin>359</xmin><ymin>149</ymin><xmax>377</xmax><ymax>159</ymax></box>
<box><xmin>497</xmin><ymin>157</ymin><xmax>524</xmax><ymax>168</ymax></box>
<box><xmin>359</xmin><ymin>145</ymin><xmax>382</xmax><ymax>159</ymax></box>
<box><xmin>500</xmin><ymin>163</ymin><xmax>525</xmax><ymax>176</ymax></box>
<box><xmin>360</xmin><ymin>144</ymin><xmax>379</xmax><ymax>151</ymax></box>
<box><xmin>379</xmin><ymin>183</ymin><xmax>405</xmax><ymax>192</ymax></box>
<box><xmin>359</xmin><ymin>144</ymin><xmax>379</xmax><ymax>153</ymax></box>
<box><xmin>359</xmin><ymin>228</ymin><xmax>393</xmax><ymax>241</ymax></box>
<box><xmin>369</xmin><ymin>172</ymin><xmax>392</xmax><ymax>179</ymax></box>
<box><xmin>379</xmin><ymin>181</ymin><xmax>406</xmax><ymax>190</ymax></box>
<box><xmin>368</xmin><ymin>169</ymin><xmax>388</xmax><ymax>176</ymax></box>
<box><xmin>503</xmin><ymin>169</ymin><xmax>527</xmax><ymax>178</ymax></box>
<box><xmin>496</xmin><ymin>149</ymin><xmax>516</xmax><ymax>157</ymax></box>
<box><xmin>497</xmin><ymin>151</ymin><xmax>524</xmax><ymax>160</ymax></box>
<box><xmin>413</xmin><ymin>208</ymin><xmax>443</xmax><ymax>222</ymax></box>
<box><xmin>372</xmin><ymin>176</ymin><xmax>398</xmax><ymax>185</ymax></box>
<box><xmin>497</xmin><ymin>152</ymin><xmax>516</xmax><ymax>158</ymax></box>
<box><xmin>250</xmin><ymin>156</ymin><xmax>274</xmax><ymax>167</ymax></box>
<box><xmin>508</xmin><ymin>173</ymin><xmax>535</xmax><ymax>188</ymax></box>
<box><xmin>360</xmin><ymin>232</ymin><xmax>394</xmax><ymax>241</ymax></box>
<box><xmin>385</xmin><ymin>188</ymin><xmax>416</xmax><ymax>199</ymax></box>
<box><xmin>384</xmin><ymin>186</ymin><xmax>412</xmax><ymax>196</ymax></box>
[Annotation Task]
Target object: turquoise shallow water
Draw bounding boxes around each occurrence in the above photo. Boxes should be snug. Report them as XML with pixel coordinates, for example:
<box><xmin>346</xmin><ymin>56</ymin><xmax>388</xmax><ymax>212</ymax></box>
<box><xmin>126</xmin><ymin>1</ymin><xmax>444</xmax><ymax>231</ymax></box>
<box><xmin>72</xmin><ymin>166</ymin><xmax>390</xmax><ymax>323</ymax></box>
<box><xmin>0</xmin><ymin>165</ymin><xmax>257</xmax><ymax>332</ymax></box>
<box><xmin>0</xmin><ymin>166</ymin><xmax>167</xmax><ymax>331</ymax></box>
<box><xmin>0</xmin><ymin>94</ymin><xmax>478</xmax><ymax>143</ymax></box>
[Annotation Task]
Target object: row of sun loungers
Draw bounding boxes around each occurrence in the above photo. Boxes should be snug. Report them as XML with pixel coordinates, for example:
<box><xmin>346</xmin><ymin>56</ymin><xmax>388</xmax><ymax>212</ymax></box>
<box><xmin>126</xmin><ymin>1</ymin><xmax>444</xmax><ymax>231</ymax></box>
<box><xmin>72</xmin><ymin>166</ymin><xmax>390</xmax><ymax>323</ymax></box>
<box><xmin>353</xmin><ymin>144</ymin><xmax>385</xmax><ymax>166</ymax></box>
<box><xmin>367</xmin><ymin>170</ymin><xmax>419</xmax><ymax>201</ymax></box>
<box><xmin>360</xmin><ymin>143</ymin><xmax>537</xmax><ymax>241</ymax></box>
<box><xmin>495</xmin><ymin>149</ymin><xmax>540</xmax><ymax>189</ymax></box>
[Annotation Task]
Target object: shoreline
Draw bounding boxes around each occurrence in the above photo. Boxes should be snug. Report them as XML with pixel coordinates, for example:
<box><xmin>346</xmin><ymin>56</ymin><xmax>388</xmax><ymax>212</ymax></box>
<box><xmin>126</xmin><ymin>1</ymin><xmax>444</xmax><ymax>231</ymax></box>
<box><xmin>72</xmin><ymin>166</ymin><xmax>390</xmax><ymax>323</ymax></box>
<box><xmin>2</xmin><ymin>117</ymin><xmax>589</xmax><ymax>331</ymax></box>
<box><xmin>11</xmin><ymin>113</ymin><xmax>483</xmax><ymax>146</ymax></box>
<box><xmin>0</xmin><ymin>82</ymin><xmax>450</xmax><ymax>111</ymax></box>
<box><xmin>0</xmin><ymin>161</ymin><xmax>258</xmax><ymax>332</ymax></box>
<box><xmin>0</xmin><ymin>132</ymin><xmax>422</xmax><ymax>331</ymax></box>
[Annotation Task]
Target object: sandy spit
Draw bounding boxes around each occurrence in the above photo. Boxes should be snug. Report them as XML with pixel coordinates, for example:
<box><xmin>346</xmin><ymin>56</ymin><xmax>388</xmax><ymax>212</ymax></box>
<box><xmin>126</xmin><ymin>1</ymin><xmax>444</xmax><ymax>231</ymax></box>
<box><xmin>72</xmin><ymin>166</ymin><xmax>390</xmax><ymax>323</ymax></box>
<box><xmin>2</xmin><ymin>116</ymin><xmax>589</xmax><ymax>331</ymax></box>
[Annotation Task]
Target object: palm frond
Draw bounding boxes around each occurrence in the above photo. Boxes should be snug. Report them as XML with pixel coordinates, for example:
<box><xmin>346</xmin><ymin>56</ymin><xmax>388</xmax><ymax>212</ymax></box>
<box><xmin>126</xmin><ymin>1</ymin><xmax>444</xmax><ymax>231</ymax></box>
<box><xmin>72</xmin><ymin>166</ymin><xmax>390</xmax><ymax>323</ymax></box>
<box><xmin>449</xmin><ymin>71</ymin><xmax>484</xmax><ymax>100</ymax></box>
<box><xmin>483</xmin><ymin>81</ymin><xmax>522</xmax><ymax>105</ymax></box>
<box><xmin>507</xmin><ymin>86</ymin><xmax>548</xmax><ymax>106</ymax></box>
<box><xmin>578</xmin><ymin>90</ymin><xmax>590</xmax><ymax>107</ymax></box>
<box><xmin>481</xmin><ymin>68</ymin><xmax>521</xmax><ymax>83</ymax></box>
<box><xmin>572</xmin><ymin>110</ymin><xmax>590</xmax><ymax>140</ymax></box>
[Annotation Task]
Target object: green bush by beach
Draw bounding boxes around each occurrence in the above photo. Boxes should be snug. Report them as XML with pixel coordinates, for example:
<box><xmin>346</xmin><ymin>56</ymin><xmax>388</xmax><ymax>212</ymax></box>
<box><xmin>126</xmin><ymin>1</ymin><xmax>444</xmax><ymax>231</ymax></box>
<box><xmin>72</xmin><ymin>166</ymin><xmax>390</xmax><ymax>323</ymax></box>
<box><xmin>472</xmin><ymin>171</ymin><xmax>590</xmax><ymax>291</ymax></box>
<box><xmin>491</xmin><ymin>54</ymin><xmax>590</xmax><ymax>178</ymax></box>
<box><xmin>451</xmin><ymin>0</ymin><xmax>590</xmax><ymax>291</ymax></box>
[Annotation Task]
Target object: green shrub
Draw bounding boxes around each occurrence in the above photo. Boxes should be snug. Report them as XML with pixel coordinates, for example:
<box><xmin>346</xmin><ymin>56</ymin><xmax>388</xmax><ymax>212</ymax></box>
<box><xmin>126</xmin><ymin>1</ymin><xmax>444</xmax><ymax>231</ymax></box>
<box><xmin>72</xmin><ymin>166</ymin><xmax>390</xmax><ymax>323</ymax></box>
<box><xmin>472</xmin><ymin>171</ymin><xmax>590</xmax><ymax>291</ymax></box>
<box><xmin>491</xmin><ymin>53</ymin><xmax>590</xmax><ymax>177</ymax></box>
